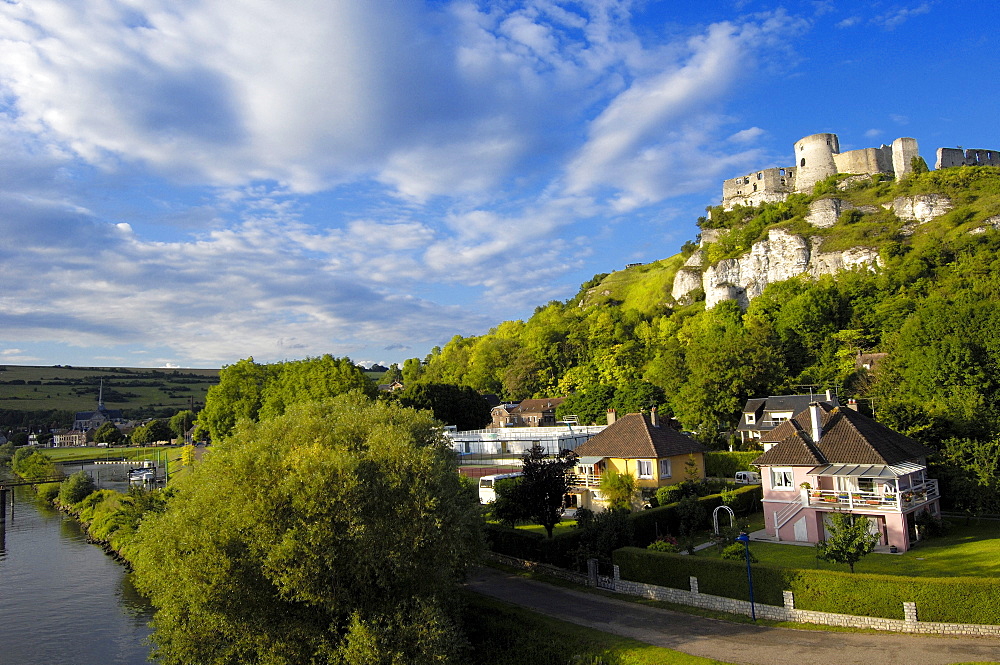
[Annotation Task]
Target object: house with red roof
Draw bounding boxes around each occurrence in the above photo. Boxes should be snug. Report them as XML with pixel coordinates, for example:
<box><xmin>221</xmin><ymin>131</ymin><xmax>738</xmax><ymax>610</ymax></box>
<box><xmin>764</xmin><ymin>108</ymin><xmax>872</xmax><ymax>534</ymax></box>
<box><xmin>753</xmin><ymin>401</ymin><xmax>941</xmax><ymax>552</ymax></box>
<box><xmin>568</xmin><ymin>408</ymin><xmax>707</xmax><ymax>511</ymax></box>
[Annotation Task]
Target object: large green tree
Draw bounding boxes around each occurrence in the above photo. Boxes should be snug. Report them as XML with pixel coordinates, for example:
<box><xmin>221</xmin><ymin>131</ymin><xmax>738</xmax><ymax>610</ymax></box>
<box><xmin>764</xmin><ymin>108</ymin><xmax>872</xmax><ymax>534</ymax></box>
<box><xmin>131</xmin><ymin>393</ymin><xmax>482</xmax><ymax>665</ymax></box>
<box><xmin>396</xmin><ymin>383</ymin><xmax>491</xmax><ymax>431</ymax></box>
<box><xmin>516</xmin><ymin>445</ymin><xmax>578</xmax><ymax>538</ymax></box>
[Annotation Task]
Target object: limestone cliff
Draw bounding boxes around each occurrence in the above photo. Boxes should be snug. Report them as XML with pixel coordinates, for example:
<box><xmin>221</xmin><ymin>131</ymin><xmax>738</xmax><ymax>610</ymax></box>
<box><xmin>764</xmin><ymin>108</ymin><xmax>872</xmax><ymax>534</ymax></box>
<box><xmin>674</xmin><ymin>191</ymin><xmax>958</xmax><ymax>310</ymax></box>
<box><xmin>672</xmin><ymin>228</ymin><xmax>882</xmax><ymax>308</ymax></box>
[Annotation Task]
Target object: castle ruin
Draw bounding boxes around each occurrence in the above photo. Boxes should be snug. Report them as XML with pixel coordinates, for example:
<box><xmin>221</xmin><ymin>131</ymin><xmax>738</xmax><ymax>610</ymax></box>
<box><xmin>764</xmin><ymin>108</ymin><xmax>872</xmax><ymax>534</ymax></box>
<box><xmin>721</xmin><ymin>132</ymin><xmax>997</xmax><ymax>210</ymax></box>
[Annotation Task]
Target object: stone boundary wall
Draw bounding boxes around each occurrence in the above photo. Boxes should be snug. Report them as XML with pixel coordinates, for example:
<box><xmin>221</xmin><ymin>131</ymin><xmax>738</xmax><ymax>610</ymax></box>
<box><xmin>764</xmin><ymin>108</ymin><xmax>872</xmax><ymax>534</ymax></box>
<box><xmin>484</xmin><ymin>553</ymin><xmax>1000</xmax><ymax>637</ymax></box>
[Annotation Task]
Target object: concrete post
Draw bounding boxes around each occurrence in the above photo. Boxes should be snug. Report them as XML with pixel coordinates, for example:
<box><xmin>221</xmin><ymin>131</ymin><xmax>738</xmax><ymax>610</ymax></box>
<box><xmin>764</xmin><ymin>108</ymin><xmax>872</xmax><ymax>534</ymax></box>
<box><xmin>783</xmin><ymin>590</ymin><xmax>795</xmax><ymax>610</ymax></box>
<box><xmin>904</xmin><ymin>602</ymin><xmax>918</xmax><ymax>623</ymax></box>
<box><xmin>689</xmin><ymin>576</ymin><xmax>699</xmax><ymax>594</ymax></box>
<box><xmin>588</xmin><ymin>558</ymin><xmax>598</xmax><ymax>587</ymax></box>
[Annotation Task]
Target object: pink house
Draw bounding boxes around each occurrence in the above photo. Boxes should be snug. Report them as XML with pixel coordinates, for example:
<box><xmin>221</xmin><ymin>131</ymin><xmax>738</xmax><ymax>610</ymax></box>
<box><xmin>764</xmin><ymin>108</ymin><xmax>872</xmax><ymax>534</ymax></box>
<box><xmin>753</xmin><ymin>402</ymin><xmax>940</xmax><ymax>553</ymax></box>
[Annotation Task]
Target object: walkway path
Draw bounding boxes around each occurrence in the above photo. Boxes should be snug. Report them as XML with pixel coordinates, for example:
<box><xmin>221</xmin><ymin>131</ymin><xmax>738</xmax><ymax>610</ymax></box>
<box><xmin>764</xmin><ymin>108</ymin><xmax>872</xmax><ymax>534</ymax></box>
<box><xmin>465</xmin><ymin>567</ymin><xmax>1000</xmax><ymax>665</ymax></box>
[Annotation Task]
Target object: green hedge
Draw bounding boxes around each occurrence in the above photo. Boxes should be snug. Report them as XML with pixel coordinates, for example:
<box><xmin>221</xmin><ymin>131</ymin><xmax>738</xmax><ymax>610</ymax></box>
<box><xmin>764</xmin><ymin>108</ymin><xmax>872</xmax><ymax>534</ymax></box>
<box><xmin>613</xmin><ymin>547</ymin><xmax>1000</xmax><ymax>624</ymax></box>
<box><xmin>629</xmin><ymin>485</ymin><xmax>762</xmax><ymax>547</ymax></box>
<box><xmin>704</xmin><ymin>451</ymin><xmax>760</xmax><ymax>478</ymax></box>
<box><xmin>483</xmin><ymin>523</ymin><xmax>583</xmax><ymax>569</ymax></box>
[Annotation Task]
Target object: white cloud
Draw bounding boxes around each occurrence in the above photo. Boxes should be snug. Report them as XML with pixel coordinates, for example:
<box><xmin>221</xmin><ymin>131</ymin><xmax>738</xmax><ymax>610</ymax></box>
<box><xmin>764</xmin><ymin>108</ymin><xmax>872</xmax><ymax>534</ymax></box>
<box><xmin>0</xmin><ymin>2</ymin><xmax>814</xmax><ymax>365</ymax></box>
<box><xmin>874</xmin><ymin>3</ymin><xmax>932</xmax><ymax>30</ymax></box>
<box><xmin>864</xmin><ymin>128</ymin><xmax>883</xmax><ymax>138</ymax></box>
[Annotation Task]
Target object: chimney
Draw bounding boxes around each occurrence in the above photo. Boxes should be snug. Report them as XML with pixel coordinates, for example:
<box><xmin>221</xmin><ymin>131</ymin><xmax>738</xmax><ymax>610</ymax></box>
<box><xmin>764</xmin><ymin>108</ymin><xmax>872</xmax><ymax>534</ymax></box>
<box><xmin>606</xmin><ymin>408</ymin><xmax>617</xmax><ymax>426</ymax></box>
<box><xmin>847</xmin><ymin>398</ymin><xmax>859</xmax><ymax>411</ymax></box>
<box><xmin>825</xmin><ymin>389</ymin><xmax>832</xmax><ymax>402</ymax></box>
<box><xmin>650</xmin><ymin>407</ymin><xmax>659</xmax><ymax>428</ymax></box>
<box><xmin>809</xmin><ymin>402</ymin><xmax>822</xmax><ymax>443</ymax></box>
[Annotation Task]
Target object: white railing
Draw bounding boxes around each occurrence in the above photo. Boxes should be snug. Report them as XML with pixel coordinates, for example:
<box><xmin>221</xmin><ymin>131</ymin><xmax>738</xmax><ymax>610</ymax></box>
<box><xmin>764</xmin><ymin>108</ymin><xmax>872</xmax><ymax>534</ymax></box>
<box><xmin>568</xmin><ymin>473</ymin><xmax>601</xmax><ymax>488</ymax></box>
<box><xmin>773</xmin><ymin>501</ymin><xmax>804</xmax><ymax>539</ymax></box>
<box><xmin>804</xmin><ymin>479</ymin><xmax>939</xmax><ymax>512</ymax></box>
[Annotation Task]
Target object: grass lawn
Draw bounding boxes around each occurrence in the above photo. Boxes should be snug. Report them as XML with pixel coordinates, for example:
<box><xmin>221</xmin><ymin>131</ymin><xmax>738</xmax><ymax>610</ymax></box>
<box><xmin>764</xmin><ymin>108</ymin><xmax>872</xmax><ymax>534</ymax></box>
<box><xmin>695</xmin><ymin>516</ymin><xmax>1000</xmax><ymax>577</ymax></box>
<box><xmin>463</xmin><ymin>592</ymin><xmax>733</xmax><ymax>665</ymax></box>
<box><xmin>43</xmin><ymin>445</ymin><xmax>184</xmax><ymax>465</ymax></box>
<box><xmin>516</xmin><ymin>520</ymin><xmax>578</xmax><ymax>535</ymax></box>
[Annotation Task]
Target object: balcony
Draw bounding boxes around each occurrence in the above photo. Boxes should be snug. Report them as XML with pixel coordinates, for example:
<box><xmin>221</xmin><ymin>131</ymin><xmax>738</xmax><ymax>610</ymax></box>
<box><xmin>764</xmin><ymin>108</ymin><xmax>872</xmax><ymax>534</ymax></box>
<box><xmin>567</xmin><ymin>473</ymin><xmax>601</xmax><ymax>488</ymax></box>
<box><xmin>804</xmin><ymin>479</ymin><xmax>939</xmax><ymax>513</ymax></box>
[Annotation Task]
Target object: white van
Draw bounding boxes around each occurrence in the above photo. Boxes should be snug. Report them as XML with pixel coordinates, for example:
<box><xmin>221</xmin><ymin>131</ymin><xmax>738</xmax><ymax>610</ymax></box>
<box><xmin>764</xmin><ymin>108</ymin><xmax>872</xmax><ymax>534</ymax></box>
<box><xmin>478</xmin><ymin>472</ymin><xmax>523</xmax><ymax>503</ymax></box>
<box><xmin>734</xmin><ymin>471</ymin><xmax>760</xmax><ymax>485</ymax></box>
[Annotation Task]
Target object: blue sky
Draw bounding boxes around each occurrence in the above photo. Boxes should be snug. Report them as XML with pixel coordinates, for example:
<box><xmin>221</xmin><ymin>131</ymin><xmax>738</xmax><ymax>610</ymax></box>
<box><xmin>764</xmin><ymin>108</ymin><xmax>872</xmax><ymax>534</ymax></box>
<box><xmin>0</xmin><ymin>0</ymin><xmax>996</xmax><ymax>369</ymax></box>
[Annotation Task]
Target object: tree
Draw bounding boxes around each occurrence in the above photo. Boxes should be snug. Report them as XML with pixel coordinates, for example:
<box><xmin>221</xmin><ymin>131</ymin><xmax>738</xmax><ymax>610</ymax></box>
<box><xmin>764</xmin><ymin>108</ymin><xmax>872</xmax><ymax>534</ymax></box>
<box><xmin>598</xmin><ymin>469</ymin><xmax>636</xmax><ymax>511</ymax></box>
<box><xmin>516</xmin><ymin>445</ymin><xmax>578</xmax><ymax>538</ymax></box>
<box><xmin>197</xmin><ymin>357</ymin><xmax>272</xmax><ymax>441</ymax></box>
<box><xmin>93</xmin><ymin>421</ymin><xmax>124</xmax><ymax>446</ymax></box>
<box><xmin>132</xmin><ymin>419</ymin><xmax>173</xmax><ymax>445</ymax></box>
<box><xmin>11</xmin><ymin>447</ymin><xmax>58</xmax><ymax>481</ymax></box>
<box><xmin>168</xmin><ymin>410</ymin><xmax>195</xmax><ymax>438</ymax></box>
<box><xmin>816</xmin><ymin>512</ymin><xmax>879</xmax><ymax>572</ymax></box>
<box><xmin>490</xmin><ymin>476</ymin><xmax>528</xmax><ymax>528</ymax></box>
<box><xmin>383</xmin><ymin>363</ymin><xmax>403</xmax><ymax>384</ymax></box>
<box><xmin>59</xmin><ymin>470</ymin><xmax>96</xmax><ymax>505</ymax></box>
<box><xmin>397</xmin><ymin>383</ymin><xmax>491</xmax><ymax>431</ymax></box>
<box><xmin>131</xmin><ymin>393</ymin><xmax>482</xmax><ymax>665</ymax></box>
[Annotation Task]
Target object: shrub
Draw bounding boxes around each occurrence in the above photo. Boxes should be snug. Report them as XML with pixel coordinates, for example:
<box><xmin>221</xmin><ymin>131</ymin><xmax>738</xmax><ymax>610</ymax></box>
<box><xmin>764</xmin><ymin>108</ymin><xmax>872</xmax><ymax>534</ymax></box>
<box><xmin>721</xmin><ymin>542</ymin><xmax>757</xmax><ymax>562</ymax></box>
<box><xmin>646</xmin><ymin>536</ymin><xmax>679</xmax><ymax>553</ymax></box>
<box><xmin>36</xmin><ymin>482</ymin><xmax>60</xmax><ymax>502</ymax></box>
<box><xmin>59</xmin><ymin>470</ymin><xmax>97</xmax><ymax>505</ymax></box>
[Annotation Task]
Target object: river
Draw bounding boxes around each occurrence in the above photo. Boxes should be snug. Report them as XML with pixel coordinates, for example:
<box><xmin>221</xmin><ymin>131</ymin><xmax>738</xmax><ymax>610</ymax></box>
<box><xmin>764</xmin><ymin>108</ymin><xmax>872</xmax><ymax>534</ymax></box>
<box><xmin>0</xmin><ymin>479</ymin><xmax>156</xmax><ymax>665</ymax></box>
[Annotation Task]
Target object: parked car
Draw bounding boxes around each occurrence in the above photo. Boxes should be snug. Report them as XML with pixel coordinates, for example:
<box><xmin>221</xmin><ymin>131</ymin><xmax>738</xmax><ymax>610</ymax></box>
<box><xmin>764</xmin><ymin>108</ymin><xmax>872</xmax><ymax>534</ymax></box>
<box><xmin>734</xmin><ymin>471</ymin><xmax>760</xmax><ymax>485</ymax></box>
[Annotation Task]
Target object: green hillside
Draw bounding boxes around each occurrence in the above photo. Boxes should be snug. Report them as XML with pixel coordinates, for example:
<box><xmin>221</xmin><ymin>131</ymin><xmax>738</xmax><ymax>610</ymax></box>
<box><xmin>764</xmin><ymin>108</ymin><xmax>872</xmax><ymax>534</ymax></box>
<box><xmin>404</xmin><ymin>166</ymin><xmax>1000</xmax><ymax>513</ymax></box>
<box><xmin>0</xmin><ymin>365</ymin><xmax>220</xmax><ymax>424</ymax></box>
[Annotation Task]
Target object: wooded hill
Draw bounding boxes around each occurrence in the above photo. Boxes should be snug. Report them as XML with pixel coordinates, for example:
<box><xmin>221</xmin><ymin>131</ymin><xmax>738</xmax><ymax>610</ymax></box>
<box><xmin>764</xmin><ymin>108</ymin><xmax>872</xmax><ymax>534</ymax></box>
<box><xmin>403</xmin><ymin>166</ymin><xmax>1000</xmax><ymax>513</ymax></box>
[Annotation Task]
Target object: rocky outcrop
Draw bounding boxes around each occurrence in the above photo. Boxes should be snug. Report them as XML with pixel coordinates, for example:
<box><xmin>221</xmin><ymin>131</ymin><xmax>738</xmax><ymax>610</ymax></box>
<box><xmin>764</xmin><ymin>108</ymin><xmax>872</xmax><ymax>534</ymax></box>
<box><xmin>804</xmin><ymin>198</ymin><xmax>877</xmax><ymax>228</ymax></box>
<box><xmin>675</xmin><ymin>228</ymin><xmax>882</xmax><ymax>309</ymax></box>
<box><xmin>971</xmin><ymin>215</ymin><xmax>1000</xmax><ymax>235</ymax></box>
<box><xmin>883</xmin><ymin>194</ymin><xmax>953</xmax><ymax>223</ymax></box>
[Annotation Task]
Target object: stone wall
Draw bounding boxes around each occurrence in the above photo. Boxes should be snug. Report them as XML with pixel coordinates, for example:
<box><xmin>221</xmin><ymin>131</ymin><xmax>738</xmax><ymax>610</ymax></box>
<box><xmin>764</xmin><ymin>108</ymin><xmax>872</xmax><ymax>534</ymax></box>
<box><xmin>484</xmin><ymin>552</ymin><xmax>1000</xmax><ymax>636</ymax></box>
<box><xmin>936</xmin><ymin>147</ymin><xmax>1000</xmax><ymax>169</ymax></box>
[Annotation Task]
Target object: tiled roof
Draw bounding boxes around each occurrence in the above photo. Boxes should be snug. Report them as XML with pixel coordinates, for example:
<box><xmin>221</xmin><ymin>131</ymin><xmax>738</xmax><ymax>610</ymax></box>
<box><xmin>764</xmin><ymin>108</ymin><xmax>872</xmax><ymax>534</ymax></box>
<box><xmin>572</xmin><ymin>412</ymin><xmax>707</xmax><ymax>459</ymax></box>
<box><xmin>753</xmin><ymin>404</ymin><xmax>928</xmax><ymax>467</ymax></box>
<box><xmin>512</xmin><ymin>398</ymin><xmax>565</xmax><ymax>414</ymax></box>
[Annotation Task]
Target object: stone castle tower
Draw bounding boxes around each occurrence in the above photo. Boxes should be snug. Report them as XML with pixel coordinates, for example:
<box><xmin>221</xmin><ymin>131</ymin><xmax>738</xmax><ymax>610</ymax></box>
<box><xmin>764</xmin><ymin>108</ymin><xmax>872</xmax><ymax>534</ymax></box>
<box><xmin>722</xmin><ymin>132</ymin><xmax>921</xmax><ymax>209</ymax></box>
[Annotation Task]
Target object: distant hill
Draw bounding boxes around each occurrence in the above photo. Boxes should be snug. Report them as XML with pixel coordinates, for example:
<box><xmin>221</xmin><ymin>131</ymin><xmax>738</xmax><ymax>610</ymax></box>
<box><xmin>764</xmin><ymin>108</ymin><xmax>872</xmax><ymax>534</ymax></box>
<box><xmin>405</xmin><ymin>166</ymin><xmax>1000</xmax><ymax>451</ymax></box>
<box><xmin>0</xmin><ymin>365</ymin><xmax>220</xmax><ymax>423</ymax></box>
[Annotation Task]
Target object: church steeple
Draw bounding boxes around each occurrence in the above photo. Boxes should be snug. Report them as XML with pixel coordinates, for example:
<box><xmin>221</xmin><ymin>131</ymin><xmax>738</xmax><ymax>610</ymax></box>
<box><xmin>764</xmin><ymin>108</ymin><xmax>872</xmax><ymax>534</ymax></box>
<box><xmin>98</xmin><ymin>378</ymin><xmax>106</xmax><ymax>412</ymax></box>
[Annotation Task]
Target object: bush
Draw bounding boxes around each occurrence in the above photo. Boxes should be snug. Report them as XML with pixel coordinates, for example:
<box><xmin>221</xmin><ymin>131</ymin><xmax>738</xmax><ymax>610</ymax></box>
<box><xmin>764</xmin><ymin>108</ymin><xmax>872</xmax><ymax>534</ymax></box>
<box><xmin>36</xmin><ymin>482</ymin><xmax>60</xmax><ymax>502</ymax></box>
<box><xmin>59</xmin><ymin>470</ymin><xmax>97</xmax><ymax>505</ymax></box>
<box><xmin>721</xmin><ymin>542</ymin><xmax>756</xmax><ymax>562</ymax></box>
<box><xmin>646</xmin><ymin>536</ymin><xmax>679</xmax><ymax>553</ymax></box>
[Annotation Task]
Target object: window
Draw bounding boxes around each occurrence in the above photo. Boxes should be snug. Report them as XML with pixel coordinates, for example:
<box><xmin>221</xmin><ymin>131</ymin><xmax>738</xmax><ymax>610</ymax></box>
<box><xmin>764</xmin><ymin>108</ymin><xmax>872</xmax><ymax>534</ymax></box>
<box><xmin>800</xmin><ymin>158</ymin><xmax>806</xmax><ymax>167</ymax></box>
<box><xmin>637</xmin><ymin>460</ymin><xmax>653</xmax><ymax>479</ymax></box>
<box><xmin>659</xmin><ymin>458</ymin><xmax>672</xmax><ymax>479</ymax></box>
<box><xmin>770</xmin><ymin>467</ymin><xmax>794</xmax><ymax>490</ymax></box>
<box><xmin>745</xmin><ymin>413</ymin><xmax>755</xmax><ymax>424</ymax></box>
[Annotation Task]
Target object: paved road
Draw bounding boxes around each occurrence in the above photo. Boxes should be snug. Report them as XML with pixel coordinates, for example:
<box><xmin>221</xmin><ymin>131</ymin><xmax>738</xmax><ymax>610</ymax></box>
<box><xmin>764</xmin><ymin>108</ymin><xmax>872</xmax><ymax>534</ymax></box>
<box><xmin>465</xmin><ymin>567</ymin><xmax>1000</xmax><ymax>665</ymax></box>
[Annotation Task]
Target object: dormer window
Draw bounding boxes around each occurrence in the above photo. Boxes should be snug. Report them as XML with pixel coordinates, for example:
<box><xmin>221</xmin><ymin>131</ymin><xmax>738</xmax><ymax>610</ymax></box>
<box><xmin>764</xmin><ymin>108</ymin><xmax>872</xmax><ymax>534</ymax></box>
<box><xmin>745</xmin><ymin>414</ymin><xmax>755</xmax><ymax>424</ymax></box>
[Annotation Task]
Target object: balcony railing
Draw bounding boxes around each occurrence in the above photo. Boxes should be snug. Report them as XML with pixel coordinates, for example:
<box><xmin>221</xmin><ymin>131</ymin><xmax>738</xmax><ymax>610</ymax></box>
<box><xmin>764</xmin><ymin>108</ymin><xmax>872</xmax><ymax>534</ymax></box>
<box><xmin>803</xmin><ymin>479</ymin><xmax>939</xmax><ymax>512</ymax></box>
<box><xmin>567</xmin><ymin>473</ymin><xmax>601</xmax><ymax>488</ymax></box>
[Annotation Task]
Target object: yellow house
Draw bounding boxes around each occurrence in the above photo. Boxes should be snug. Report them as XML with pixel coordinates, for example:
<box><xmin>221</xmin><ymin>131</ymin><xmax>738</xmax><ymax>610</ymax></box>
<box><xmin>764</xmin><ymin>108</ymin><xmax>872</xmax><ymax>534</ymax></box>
<box><xmin>569</xmin><ymin>409</ymin><xmax>707</xmax><ymax>511</ymax></box>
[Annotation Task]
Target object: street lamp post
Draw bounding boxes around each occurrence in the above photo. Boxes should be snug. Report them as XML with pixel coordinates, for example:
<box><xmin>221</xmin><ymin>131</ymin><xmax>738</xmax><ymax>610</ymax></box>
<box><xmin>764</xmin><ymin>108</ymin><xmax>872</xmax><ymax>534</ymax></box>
<box><xmin>735</xmin><ymin>531</ymin><xmax>756</xmax><ymax>621</ymax></box>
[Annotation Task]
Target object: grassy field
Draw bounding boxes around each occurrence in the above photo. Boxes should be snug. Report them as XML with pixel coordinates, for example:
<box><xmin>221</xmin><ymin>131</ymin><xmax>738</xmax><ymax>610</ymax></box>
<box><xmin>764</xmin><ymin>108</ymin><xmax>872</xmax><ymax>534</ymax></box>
<box><xmin>0</xmin><ymin>364</ymin><xmax>220</xmax><ymax>417</ymax></box>
<box><xmin>695</xmin><ymin>517</ymin><xmax>1000</xmax><ymax>578</ymax></box>
<box><xmin>463</xmin><ymin>592</ymin><xmax>732</xmax><ymax>665</ymax></box>
<box><xmin>43</xmin><ymin>444</ymin><xmax>185</xmax><ymax>465</ymax></box>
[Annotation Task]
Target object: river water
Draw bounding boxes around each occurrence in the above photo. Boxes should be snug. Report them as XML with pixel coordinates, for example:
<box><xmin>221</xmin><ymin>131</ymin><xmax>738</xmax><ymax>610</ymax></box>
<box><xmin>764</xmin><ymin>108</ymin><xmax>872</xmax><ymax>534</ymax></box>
<box><xmin>0</xmin><ymin>478</ymin><xmax>156</xmax><ymax>665</ymax></box>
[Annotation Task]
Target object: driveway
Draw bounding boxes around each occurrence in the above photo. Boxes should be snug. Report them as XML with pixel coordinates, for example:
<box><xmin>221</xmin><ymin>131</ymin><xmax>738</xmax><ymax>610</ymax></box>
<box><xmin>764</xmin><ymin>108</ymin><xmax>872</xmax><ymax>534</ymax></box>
<box><xmin>465</xmin><ymin>567</ymin><xmax>1000</xmax><ymax>665</ymax></box>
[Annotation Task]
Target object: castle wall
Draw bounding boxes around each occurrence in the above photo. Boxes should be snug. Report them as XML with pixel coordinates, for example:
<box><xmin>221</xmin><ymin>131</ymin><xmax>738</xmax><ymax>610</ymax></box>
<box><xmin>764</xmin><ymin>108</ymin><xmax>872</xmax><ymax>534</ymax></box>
<box><xmin>794</xmin><ymin>133</ymin><xmax>840</xmax><ymax>193</ymax></box>
<box><xmin>722</xmin><ymin>166</ymin><xmax>796</xmax><ymax>209</ymax></box>
<box><xmin>936</xmin><ymin>147</ymin><xmax>1000</xmax><ymax>169</ymax></box>
<box><xmin>833</xmin><ymin>145</ymin><xmax>893</xmax><ymax>177</ymax></box>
